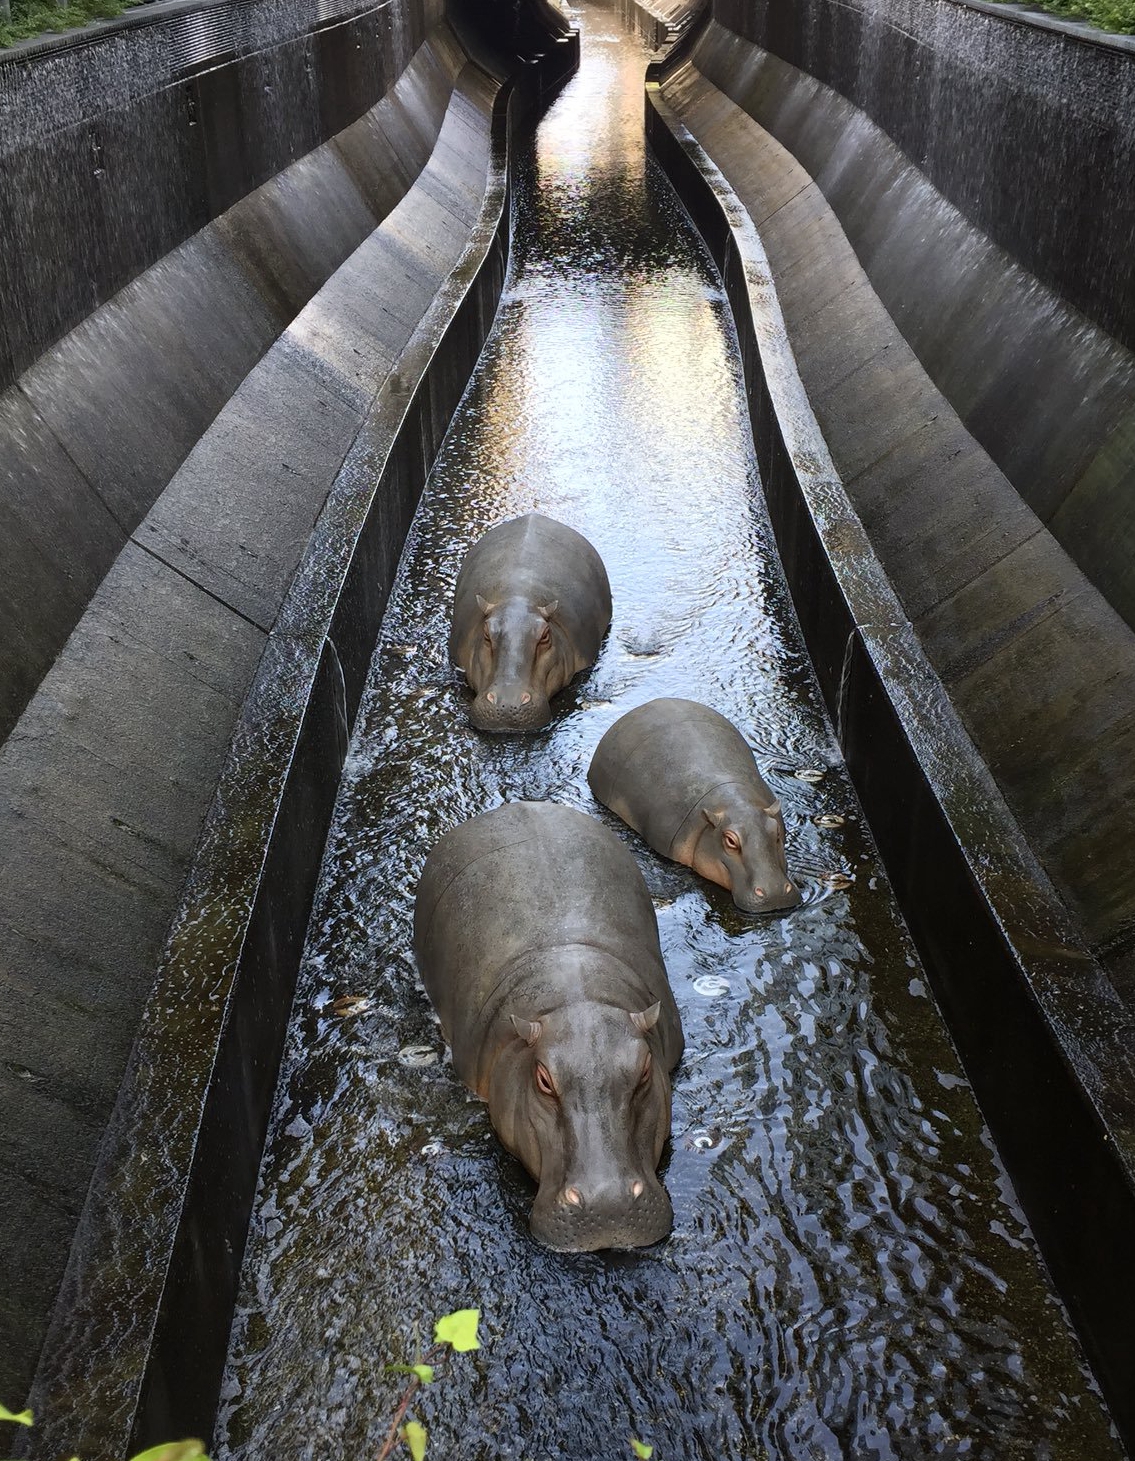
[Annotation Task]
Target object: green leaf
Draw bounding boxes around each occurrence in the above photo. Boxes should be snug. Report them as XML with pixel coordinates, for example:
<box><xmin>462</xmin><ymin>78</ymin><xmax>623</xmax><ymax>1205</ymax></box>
<box><xmin>0</xmin><ymin>1407</ymin><xmax>33</xmax><ymax>1427</ymax></box>
<box><xmin>402</xmin><ymin>1420</ymin><xmax>427</xmax><ymax>1460</ymax></box>
<box><xmin>631</xmin><ymin>1442</ymin><xmax>654</xmax><ymax>1459</ymax></box>
<box><xmin>433</xmin><ymin>1308</ymin><xmax>480</xmax><ymax>1352</ymax></box>
<box><xmin>385</xmin><ymin>1363</ymin><xmax>435</xmax><ymax>1384</ymax></box>
<box><xmin>128</xmin><ymin>1443</ymin><xmax>210</xmax><ymax>1461</ymax></box>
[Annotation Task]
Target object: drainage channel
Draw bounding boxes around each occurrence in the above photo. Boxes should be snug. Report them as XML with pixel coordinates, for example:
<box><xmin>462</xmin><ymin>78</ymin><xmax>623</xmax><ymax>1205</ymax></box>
<box><xmin>213</xmin><ymin>5</ymin><xmax>1122</xmax><ymax>1457</ymax></box>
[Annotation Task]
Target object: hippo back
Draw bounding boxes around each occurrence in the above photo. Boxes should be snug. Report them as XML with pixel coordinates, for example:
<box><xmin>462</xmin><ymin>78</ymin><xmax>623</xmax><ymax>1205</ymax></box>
<box><xmin>414</xmin><ymin>801</ymin><xmax>680</xmax><ymax>1088</ymax></box>
<box><xmin>449</xmin><ymin>513</ymin><xmax>612</xmax><ymax>673</ymax></box>
<box><xmin>588</xmin><ymin>698</ymin><xmax>774</xmax><ymax>856</ymax></box>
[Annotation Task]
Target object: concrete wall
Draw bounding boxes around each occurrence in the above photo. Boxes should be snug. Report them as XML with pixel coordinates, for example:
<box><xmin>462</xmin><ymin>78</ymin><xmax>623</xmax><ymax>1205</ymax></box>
<box><xmin>647</xmin><ymin>60</ymin><xmax>1135</xmax><ymax>1450</ymax></box>
<box><xmin>695</xmin><ymin>2</ymin><xmax>1135</xmax><ymax>638</ymax></box>
<box><xmin>0</xmin><ymin>0</ymin><xmax>452</xmax><ymax>745</ymax></box>
<box><xmin>0</xmin><ymin>3</ymin><xmax>509</xmax><ymax>1405</ymax></box>
<box><xmin>654</xmin><ymin>5</ymin><xmax>1135</xmax><ymax>1012</ymax></box>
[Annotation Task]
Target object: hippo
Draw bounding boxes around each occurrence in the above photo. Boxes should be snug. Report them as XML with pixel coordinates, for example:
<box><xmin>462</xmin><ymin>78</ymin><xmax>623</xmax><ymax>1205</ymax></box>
<box><xmin>588</xmin><ymin>697</ymin><xmax>801</xmax><ymax>915</ymax></box>
<box><xmin>449</xmin><ymin>513</ymin><xmax>612</xmax><ymax>732</ymax></box>
<box><xmin>414</xmin><ymin>800</ymin><xmax>683</xmax><ymax>1251</ymax></box>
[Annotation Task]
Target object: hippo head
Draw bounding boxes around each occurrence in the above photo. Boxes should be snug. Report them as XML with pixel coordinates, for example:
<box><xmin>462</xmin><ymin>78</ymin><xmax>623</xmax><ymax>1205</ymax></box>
<box><xmin>695</xmin><ymin>801</ymin><xmax>801</xmax><ymax>915</ymax></box>
<box><xmin>488</xmin><ymin>1000</ymin><xmax>675</xmax><ymax>1251</ymax></box>
<box><xmin>465</xmin><ymin>595</ymin><xmax>574</xmax><ymax>733</ymax></box>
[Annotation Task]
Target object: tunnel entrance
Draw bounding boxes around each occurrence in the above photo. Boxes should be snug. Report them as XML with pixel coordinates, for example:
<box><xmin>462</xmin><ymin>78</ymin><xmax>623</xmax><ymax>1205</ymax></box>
<box><xmin>214</xmin><ymin>6</ymin><xmax>1121</xmax><ymax>1456</ymax></box>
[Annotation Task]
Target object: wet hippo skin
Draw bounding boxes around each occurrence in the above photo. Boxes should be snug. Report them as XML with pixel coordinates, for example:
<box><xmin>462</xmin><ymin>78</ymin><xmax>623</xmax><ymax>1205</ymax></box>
<box><xmin>414</xmin><ymin>800</ymin><xmax>684</xmax><ymax>1250</ymax></box>
<box><xmin>448</xmin><ymin>512</ymin><xmax>612</xmax><ymax>731</ymax></box>
<box><xmin>589</xmin><ymin>697</ymin><xmax>800</xmax><ymax>914</ymax></box>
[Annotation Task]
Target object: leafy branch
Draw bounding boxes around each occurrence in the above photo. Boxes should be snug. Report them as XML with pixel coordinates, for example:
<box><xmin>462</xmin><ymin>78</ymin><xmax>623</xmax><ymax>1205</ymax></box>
<box><xmin>377</xmin><ymin>1308</ymin><xmax>481</xmax><ymax>1461</ymax></box>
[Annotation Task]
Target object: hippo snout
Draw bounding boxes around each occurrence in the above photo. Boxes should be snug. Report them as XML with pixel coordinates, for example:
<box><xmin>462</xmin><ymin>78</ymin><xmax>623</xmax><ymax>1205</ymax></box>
<box><xmin>734</xmin><ymin>879</ymin><xmax>803</xmax><ymax>916</ymax></box>
<box><xmin>530</xmin><ymin>1173</ymin><xmax>674</xmax><ymax>1252</ymax></box>
<box><xmin>470</xmin><ymin>688</ymin><xmax>552</xmax><ymax>733</ymax></box>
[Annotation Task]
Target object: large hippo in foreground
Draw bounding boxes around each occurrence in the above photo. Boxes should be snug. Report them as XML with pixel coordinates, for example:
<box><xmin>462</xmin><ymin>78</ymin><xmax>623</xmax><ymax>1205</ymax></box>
<box><xmin>414</xmin><ymin>800</ymin><xmax>683</xmax><ymax>1251</ymax></box>
<box><xmin>588</xmin><ymin>697</ymin><xmax>801</xmax><ymax>915</ymax></box>
<box><xmin>449</xmin><ymin>513</ymin><xmax>612</xmax><ymax>732</ymax></box>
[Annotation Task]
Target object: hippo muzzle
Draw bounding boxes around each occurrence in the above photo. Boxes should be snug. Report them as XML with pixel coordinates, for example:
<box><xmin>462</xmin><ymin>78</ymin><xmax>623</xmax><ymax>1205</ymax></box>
<box><xmin>732</xmin><ymin>874</ymin><xmax>802</xmax><ymax>917</ymax></box>
<box><xmin>530</xmin><ymin>1171</ymin><xmax>674</xmax><ymax>1252</ymax></box>
<box><xmin>469</xmin><ymin>684</ymin><xmax>553</xmax><ymax>733</ymax></box>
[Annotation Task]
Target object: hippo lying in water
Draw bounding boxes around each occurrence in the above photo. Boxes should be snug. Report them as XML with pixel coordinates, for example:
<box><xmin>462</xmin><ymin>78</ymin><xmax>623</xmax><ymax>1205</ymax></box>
<box><xmin>588</xmin><ymin>697</ymin><xmax>801</xmax><ymax>915</ymax></box>
<box><xmin>414</xmin><ymin>800</ymin><xmax>683</xmax><ymax>1251</ymax></box>
<box><xmin>449</xmin><ymin>513</ymin><xmax>612</xmax><ymax>732</ymax></box>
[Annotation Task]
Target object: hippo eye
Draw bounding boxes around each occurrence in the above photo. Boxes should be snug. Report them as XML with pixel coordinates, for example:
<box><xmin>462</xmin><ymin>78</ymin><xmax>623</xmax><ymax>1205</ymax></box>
<box><xmin>637</xmin><ymin>1054</ymin><xmax>653</xmax><ymax>1087</ymax></box>
<box><xmin>722</xmin><ymin>830</ymin><xmax>742</xmax><ymax>854</ymax></box>
<box><xmin>536</xmin><ymin>626</ymin><xmax>552</xmax><ymax>650</ymax></box>
<box><xmin>534</xmin><ymin>1063</ymin><xmax>557</xmax><ymax>1099</ymax></box>
<box><xmin>482</xmin><ymin>625</ymin><xmax>492</xmax><ymax>645</ymax></box>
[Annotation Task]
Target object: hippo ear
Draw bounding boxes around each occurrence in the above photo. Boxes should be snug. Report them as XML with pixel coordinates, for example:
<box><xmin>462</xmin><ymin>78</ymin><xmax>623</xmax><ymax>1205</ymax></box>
<box><xmin>476</xmin><ymin>593</ymin><xmax>498</xmax><ymax>616</ymax></box>
<box><xmin>701</xmin><ymin>807</ymin><xmax>724</xmax><ymax>828</ymax></box>
<box><xmin>762</xmin><ymin>799</ymin><xmax>781</xmax><ymax>819</ymax></box>
<box><xmin>509</xmin><ymin>1013</ymin><xmax>542</xmax><ymax>1046</ymax></box>
<box><xmin>630</xmin><ymin>1001</ymin><xmax>661</xmax><ymax>1034</ymax></box>
<box><xmin>537</xmin><ymin>599</ymin><xmax>559</xmax><ymax>619</ymax></box>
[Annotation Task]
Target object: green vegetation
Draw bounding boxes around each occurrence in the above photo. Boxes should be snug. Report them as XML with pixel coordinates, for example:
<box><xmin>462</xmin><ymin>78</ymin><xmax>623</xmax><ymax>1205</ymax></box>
<box><xmin>6</xmin><ymin>1309</ymin><xmax>657</xmax><ymax>1459</ymax></box>
<box><xmin>0</xmin><ymin>1402</ymin><xmax>208</xmax><ymax>1461</ymax></box>
<box><xmin>1023</xmin><ymin>0</ymin><xmax>1135</xmax><ymax>32</ymax></box>
<box><xmin>378</xmin><ymin>1308</ymin><xmax>482</xmax><ymax>1460</ymax></box>
<box><xmin>0</xmin><ymin>0</ymin><xmax>144</xmax><ymax>50</ymax></box>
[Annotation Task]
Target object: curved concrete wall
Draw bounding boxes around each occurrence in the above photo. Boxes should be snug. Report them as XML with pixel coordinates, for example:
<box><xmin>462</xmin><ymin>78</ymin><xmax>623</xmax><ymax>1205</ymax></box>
<box><xmin>0</xmin><ymin>3</ymin><xmax>512</xmax><ymax>1405</ymax></box>
<box><xmin>646</xmin><ymin>66</ymin><xmax>1135</xmax><ymax>1449</ymax></box>
<box><xmin>714</xmin><ymin>0</ymin><xmax>1135</xmax><ymax>353</ymax></box>
<box><xmin>0</xmin><ymin>0</ymin><xmax>453</xmax><ymax>744</ymax></box>
<box><xmin>660</xmin><ymin>18</ymin><xmax>1135</xmax><ymax>998</ymax></box>
<box><xmin>694</xmin><ymin>6</ymin><xmax>1135</xmax><ymax>637</ymax></box>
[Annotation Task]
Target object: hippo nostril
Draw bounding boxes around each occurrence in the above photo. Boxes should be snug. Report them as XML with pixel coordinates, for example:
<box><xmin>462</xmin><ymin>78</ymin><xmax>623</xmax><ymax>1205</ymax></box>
<box><xmin>785</xmin><ymin>882</ymin><xmax>793</xmax><ymax>895</ymax></box>
<box><xmin>485</xmin><ymin>691</ymin><xmax>496</xmax><ymax>704</ymax></box>
<box><xmin>754</xmin><ymin>887</ymin><xmax>765</xmax><ymax>899</ymax></box>
<box><xmin>632</xmin><ymin>1179</ymin><xmax>644</xmax><ymax>1199</ymax></box>
<box><xmin>521</xmin><ymin>692</ymin><xmax>531</xmax><ymax>705</ymax></box>
<box><xmin>563</xmin><ymin>1186</ymin><xmax>583</xmax><ymax>1207</ymax></box>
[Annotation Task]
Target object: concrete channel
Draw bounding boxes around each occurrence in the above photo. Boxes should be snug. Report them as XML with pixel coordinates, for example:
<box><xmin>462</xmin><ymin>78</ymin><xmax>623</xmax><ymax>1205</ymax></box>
<box><xmin>1</xmin><ymin>0</ymin><xmax>1133</xmax><ymax>1455</ymax></box>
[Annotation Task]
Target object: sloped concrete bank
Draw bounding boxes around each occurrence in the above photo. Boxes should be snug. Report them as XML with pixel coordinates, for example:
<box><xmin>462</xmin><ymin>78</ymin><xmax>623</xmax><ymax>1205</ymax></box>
<box><xmin>1</xmin><ymin>3</ymin><xmax>576</xmax><ymax>1438</ymax></box>
<box><xmin>0</xmin><ymin>0</ymin><xmax>453</xmax><ymax>743</ymax></box>
<box><xmin>646</xmin><ymin>41</ymin><xmax>1135</xmax><ymax>1455</ymax></box>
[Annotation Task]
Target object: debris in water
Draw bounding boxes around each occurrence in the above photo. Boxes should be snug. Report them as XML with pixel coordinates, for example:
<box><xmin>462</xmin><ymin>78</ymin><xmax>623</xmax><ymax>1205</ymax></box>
<box><xmin>794</xmin><ymin>767</ymin><xmax>826</xmax><ymax>783</ymax></box>
<box><xmin>814</xmin><ymin>812</ymin><xmax>845</xmax><ymax>828</ymax></box>
<box><xmin>692</xmin><ymin>973</ymin><xmax>730</xmax><ymax>998</ymax></box>
<box><xmin>399</xmin><ymin>1044</ymin><xmax>439</xmax><ymax>1067</ymax></box>
<box><xmin>821</xmin><ymin>871</ymin><xmax>854</xmax><ymax>891</ymax></box>
<box><xmin>331</xmin><ymin>994</ymin><xmax>372</xmax><ymax>1018</ymax></box>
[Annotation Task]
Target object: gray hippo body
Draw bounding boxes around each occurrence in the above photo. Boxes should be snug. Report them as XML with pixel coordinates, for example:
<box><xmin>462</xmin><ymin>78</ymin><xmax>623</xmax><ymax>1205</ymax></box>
<box><xmin>414</xmin><ymin>800</ymin><xmax>683</xmax><ymax>1251</ymax></box>
<box><xmin>588</xmin><ymin>697</ymin><xmax>800</xmax><ymax>915</ymax></box>
<box><xmin>449</xmin><ymin>513</ymin><xmax>612</xmax><ymax>732</ymax></box>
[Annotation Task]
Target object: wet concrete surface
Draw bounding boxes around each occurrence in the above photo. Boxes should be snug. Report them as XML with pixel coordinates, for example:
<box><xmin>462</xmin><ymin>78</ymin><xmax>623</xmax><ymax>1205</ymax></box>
<box><xmin>214</xmin><ymin>7</ymin><xmax>1123</xmax><ymax>1457</ymax></box>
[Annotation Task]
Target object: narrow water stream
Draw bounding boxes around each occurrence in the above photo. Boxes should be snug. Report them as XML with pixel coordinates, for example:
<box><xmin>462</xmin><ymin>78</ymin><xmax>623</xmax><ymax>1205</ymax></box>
<box><xmin>215</xmin><ymin>7</ymin><xmax>1121</xmax><ymax>1457</ymax></box>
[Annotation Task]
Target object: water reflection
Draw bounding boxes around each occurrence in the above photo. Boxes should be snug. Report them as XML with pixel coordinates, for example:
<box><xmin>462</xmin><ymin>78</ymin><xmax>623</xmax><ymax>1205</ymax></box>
<box><xmin>215</xmin><ymin>6</ymin><xmax>1119</xmax><ymax>1459</ymax></box>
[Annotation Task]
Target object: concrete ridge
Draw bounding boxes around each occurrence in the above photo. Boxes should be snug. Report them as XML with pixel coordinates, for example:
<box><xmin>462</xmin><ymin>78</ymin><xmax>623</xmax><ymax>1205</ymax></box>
<box><xmin>646</xmin><ymin>61</ymin><xmax>1135</xmax><ymax>1451</ymax></box>
<box><xmin>0</xmin><ymin>21</ymin><xmax>490</xmax><ymax>1419</ymax></box>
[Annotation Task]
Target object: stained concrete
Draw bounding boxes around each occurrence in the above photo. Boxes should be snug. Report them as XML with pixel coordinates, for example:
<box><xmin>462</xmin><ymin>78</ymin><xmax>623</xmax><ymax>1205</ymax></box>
<box><xmin>0</xmin><ymin>21</ymin><xmax>467</xmax><ymax>747</ymax></box>
<box><xmin>685</xmin><ymin>20</ymin><xmax>1135</xmax><ymax>637</ymax></box>
<box><xmin>659</xmin><ymin>26</ymin><xmax>1135</xmax><ymax>1009</ymax></box>
<box><xmin>0</xmin><ymin>28</ymin><xmax>502</xmax><ymax>1407</ymax></box>
<box><xmin>646</xmin><ymin>66</ymin><xmax>1135</xmax><ymax>1448</ymax></box>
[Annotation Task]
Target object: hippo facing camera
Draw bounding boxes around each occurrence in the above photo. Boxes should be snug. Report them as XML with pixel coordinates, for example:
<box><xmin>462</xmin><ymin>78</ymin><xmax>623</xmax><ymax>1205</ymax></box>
<box><xmin>413</xmin><ymin>800</ymin><xmax>684</xmax><ymax>1252</ymax></box>
<box><xmin>449</xmin><ymin>512</ymin><xmax>612</xmax><ymax>733</ymax></box>
<box><xmin>589</xmin><ymin>697</ymin><xmax>801</xmax><ymax>916</ymax></box>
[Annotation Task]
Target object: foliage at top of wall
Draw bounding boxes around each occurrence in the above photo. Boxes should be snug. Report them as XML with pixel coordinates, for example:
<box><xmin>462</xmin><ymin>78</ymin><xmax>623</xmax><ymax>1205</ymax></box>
<box><xmin>1030</xmin><ymin>0</ymin><xmax>1135</xmax><ymax>34</ymax></box>
<box><xmin>0</xmin><ymin>0</ymin><xmax>144</xmax><ymax>50</ymax></box>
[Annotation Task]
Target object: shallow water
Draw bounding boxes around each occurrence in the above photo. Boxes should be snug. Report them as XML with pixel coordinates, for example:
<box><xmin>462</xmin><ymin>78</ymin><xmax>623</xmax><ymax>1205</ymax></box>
<box><xmin>215</xmin><ymin>7</ymin><xmax>1121</xmax><ymax>1458</ymax></box>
